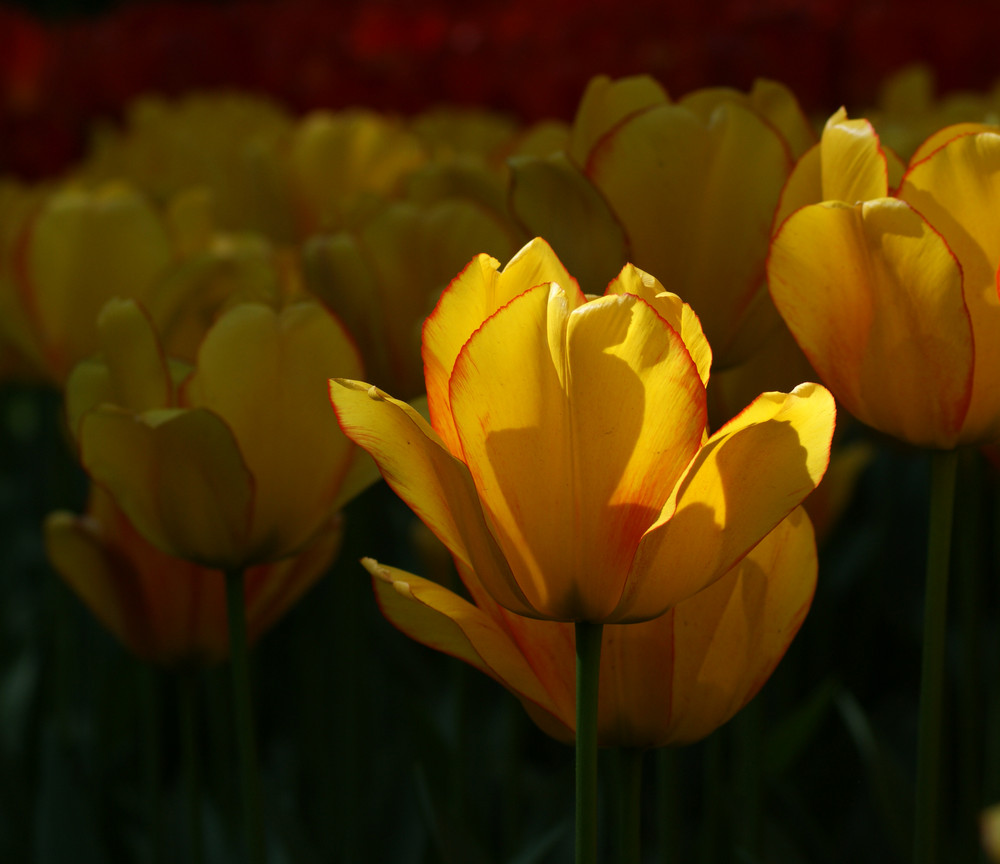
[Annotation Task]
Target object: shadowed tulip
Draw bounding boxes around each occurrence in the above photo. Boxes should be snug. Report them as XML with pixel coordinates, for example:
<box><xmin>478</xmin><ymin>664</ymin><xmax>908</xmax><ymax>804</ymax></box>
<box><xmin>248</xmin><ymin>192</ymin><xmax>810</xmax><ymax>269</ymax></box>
<box><xmin>66</xmin><ymin>296</ymin><xmax>372</xmax><ymax>569</ymax></box>
<box><xmin>331</xmin><ymin>238</ymin><xmax>835</xmax><ymax>623</ymax></box>
<box><xmin>45</xmin><ymin>486</ymin><xmax>341</xmax><ymax>666</ymax></box>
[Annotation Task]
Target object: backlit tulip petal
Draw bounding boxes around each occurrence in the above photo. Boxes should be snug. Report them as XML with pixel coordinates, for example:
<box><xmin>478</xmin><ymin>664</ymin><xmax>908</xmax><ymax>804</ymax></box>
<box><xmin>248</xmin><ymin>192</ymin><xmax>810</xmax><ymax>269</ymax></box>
<box><xmin>80</xmin><ymin>406</ymin><xmax>255</xmax><ymax>567</ymax></box>
<box><xmin>769</xmin><ymin>199</ymin><xmax>973</xmax><ymax>448</ymax></box>
<box><xmin>422</xmin><ymin>238</ymin><xmax>576</xmax><ymax>454</ymax></box>
<box><xmin>365</xmin><ymin>505</ymin><xmax>816</xmax><ymax>749</ymax></box>
<box><xmin>663</xmin><ymin>506</ymin><xmax>815</xmax><ymax>743</ymax></box>
<box><xmin>899</xmin><ymin>131</ymin><xmax>1000</xmax><ymax>443</ymax></box>
<box><xmin>329</xmin><ymin>379</ymin><xmax>535</xmax><ymax>616</ymax></box>
<box><xmin>605</xmin><ymin>265</ymin><xmax>712</xmax><ymax>386</ymax></box>
<box><xmin>449</xmin><ymin>285</ymin><xmax>705</xmax><ymax>620</ymax></box>
<box><xmin>365</xmin><ymin>557</ymin><xmax>563</xmax><ymax>721</ymax></box>
<box><xmin>619</xmin><ymin>383</ymin><xmax>833</xmax><ymax>622</ymax></box>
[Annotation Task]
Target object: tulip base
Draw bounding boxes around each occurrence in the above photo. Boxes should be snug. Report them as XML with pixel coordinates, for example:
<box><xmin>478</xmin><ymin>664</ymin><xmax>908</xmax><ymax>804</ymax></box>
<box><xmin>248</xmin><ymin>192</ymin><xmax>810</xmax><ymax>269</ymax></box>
<box><xmin>575</xmin><ymin>621</ymin><xmax>604</xmax><ymax>864</ymax></box>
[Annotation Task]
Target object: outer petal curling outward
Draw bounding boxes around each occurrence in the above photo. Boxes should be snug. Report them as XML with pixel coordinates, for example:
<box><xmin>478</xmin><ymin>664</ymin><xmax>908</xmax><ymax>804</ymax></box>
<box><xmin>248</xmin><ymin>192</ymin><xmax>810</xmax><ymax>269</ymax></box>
<box><xmin>448</xmin><ymin>283</ymin><xmax>706</xmax><ymax>621</ymax></box>
<box><xmin>768</xmin><ymin>198</ymin><xmax>973</xmax><ymax>449</ymax></box>
<box><xmin>366</xmin><ymin>505</ymin><xmax>816</xmax><ymax>750</ymax></box>
<box><xmin>421</xmin><ymin>237</ymin><xmax>578</xmax><ymax>455</ymax></box>
<box><xmin>328</xmin><ymin>379</ymin><xmax>535</xmax><ymax>616</ymax></box>
<box><xmin>614</xmin><ymin>383</ymin><xmax>834</xmax><ymax>623</ymax></box>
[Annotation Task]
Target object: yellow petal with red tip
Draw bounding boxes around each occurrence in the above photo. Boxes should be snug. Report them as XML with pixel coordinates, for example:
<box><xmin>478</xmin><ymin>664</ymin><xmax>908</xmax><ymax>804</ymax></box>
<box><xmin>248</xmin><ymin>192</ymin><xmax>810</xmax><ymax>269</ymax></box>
<box><xmin>606</xmin><ymin>266</ymin><xmax>712</xmax><ymax>386</ymax></box>
<box><xmin>568</xmin><ymin>74</ymin><xmax>669</xmax><ymax>166</ymax></box>
<box><xmin>908</xmin><ymin>123</ymin><xmax>998</xmax><ymax>167</ymax></box>
<box><xmin>366</xmin><ymin>557</ymin><xmax>564</xmax><ymax>722</ymax></box>
<box><xmin>769</xmin><ymin>199</ymin><xmax>973</xmax><ymax>447</ymax></box>
<box><xmin>661</xmin><ymin>505</ymin><xmax>816</xmax><ymax>744</ymax></box>
<box><xmin>329</xmin><ymin>379</ymin><xmax>534</xmax><ymax>616</ymax></box>
<box><xmin>421</xmin><ymin>238</ymin><xmax>578</xmax><ymax>454</ymax></box>
<box><xmin>183</xmin><ymin>301</ymin><xmax>362</xmax><ymax>559</ymax></box>
<box><xmin>79</xmin><ymin>406</ymin><xmax>255</xmax><ymax>568</ymax></box>
<box><xmin>586</xmin><ymin>101</ymin><xmax>790</xmax><ymax>359</ymax></box>
<box><xmin>819</xmin><ymin>108</ymin><xmax>891</xmax><ymax>204</ymax></box>
<box><xmin>617</xmin><ymin>383</ymin><xmax>833</xmax><ymax>622</ymax></box>
<box><xmin>449</xmin><ymin>285</ymin><xmax>705</xmax><ymax>621</ymax></box>
<box><xmin>900</xmin><ymin>131</ymin><xmax>1000</xmax><ymax>444</ymax></box>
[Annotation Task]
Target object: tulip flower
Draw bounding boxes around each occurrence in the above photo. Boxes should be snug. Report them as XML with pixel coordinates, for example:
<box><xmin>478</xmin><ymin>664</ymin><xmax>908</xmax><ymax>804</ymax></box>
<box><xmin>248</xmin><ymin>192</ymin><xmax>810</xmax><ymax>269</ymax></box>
<box><xmin>510</xmin><ymin>75</ymin><xmax>815</xmax><ymax>368</ymax></box>
<box><xmin>769</xmin><ymin>114</ymin><xmax>1000</xmax><ymax>449</ymax></box>
<box><xmin>331</xmin><ymin>238</ymin><xmax>836</xmax><ymax>624</ymax></box>
<box><xmin>0</xmin><ymin>181</ymin><xmax>173</xmax><ymax>384</ymax></box>
<box><xmin>365</xmin><ymin>505</ymin><xmax>816</xmax><ymax>747</ymax></box>
<box><xmin>983</xmin><ymin>804</ymin><xmax>1000</xmax><ymax>863</ymax></box>
<box><xmin>66</xmin><ymin>295</ymin><xmax>370</xmax><ymax>570</ymax></box>
<box><xmin>45</xmin><ymin>486</ymin><xmax>341</xmax><ymax>666</ymax></box>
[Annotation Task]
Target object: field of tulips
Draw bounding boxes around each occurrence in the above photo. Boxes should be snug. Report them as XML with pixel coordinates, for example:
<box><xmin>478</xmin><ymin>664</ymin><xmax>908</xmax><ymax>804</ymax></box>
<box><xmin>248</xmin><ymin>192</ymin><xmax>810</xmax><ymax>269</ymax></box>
<box><xmin>3</xmin><ymin>1</ymin><xmax>1000</xmax><ymax>862</ymax></box>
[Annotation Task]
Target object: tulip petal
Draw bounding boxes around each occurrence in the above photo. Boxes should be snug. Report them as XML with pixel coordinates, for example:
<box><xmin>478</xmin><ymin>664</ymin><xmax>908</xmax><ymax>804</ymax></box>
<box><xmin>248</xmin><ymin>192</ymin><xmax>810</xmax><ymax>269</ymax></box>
<box><xmin>21</xmin><ymin>183</ymin><xmax>173</xmax><ymax>380</ymax></box>
<box><xmin>449</xmin><ymin>285</ymin><xmax>706</xmax><ymax>621</ymax></box>
<box><xmin>900</xmin><ymin>131</ymin><xmax>1000</xmax><ymax>443</ymax></box>
<box><xmin>365</xmin><ymin>557</ymin><xmax>569</xmax><ymax>730</ymax></box>
<box><xmin>45</xmin><ymin>508</ymin><xmax>152</xmax><ymax>658</ymax></box>
<box><xmin>605</xmin><ymin>265</ymin><xmax>712</xmax><ymax>386</ymax></box>
<box><xmin>769</xmin><ymin>199</ymin><xmax>973</xmax><ymax>447</ymax></box>
<box><xmin>79</xmin><ymin>406</ymin><xmax>255</xmax><ymax>568</ymax></box>
<box><xmin>508</xmin><ymin>152</ymin><xmax>628</xmax><ymax>295</ymax></box>
<box><xmin>329</xmin><ymin>379</ymin><xmax>535</xmax><ymax>616</ymax></box>
<box><xmin>586</xmin><ymin>101</ymin><xmax>790</xmax><ymax>359</ymax></box>
<box><xmin>617</xmin><ymin>383</ymin><xmax>833</xmax><ymax>621</ymax></box>
<box><xmin>568</xmin><ymin>74</ymin><xmax>669</xmax><ymax>166</ymax></box>
<box><xmin>183</xmin><ymin>302</ymin><xmax>363</xmax><ymax>559</ymax></box>
<box><xmin>422</xmin><ymin>238</ymin><xmax>579</xmax><ymax>454</ymax></box>
<box><xmin>819</xmin><ymin>108</ymin><xmax>890</xmax><ymax>205</ymax></box>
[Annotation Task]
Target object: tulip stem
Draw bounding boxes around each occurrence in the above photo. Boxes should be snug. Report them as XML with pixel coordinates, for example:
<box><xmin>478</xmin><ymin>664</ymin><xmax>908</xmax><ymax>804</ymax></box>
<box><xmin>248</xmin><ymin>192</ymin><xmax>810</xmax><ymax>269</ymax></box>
<box><xmin>914</xmin><ymin>448</ymin><xmax>958</xmax><ymax>864</ymax></box>
<box><xmin>179</xmin><ymin>671</ymin><xmax>205</xmax><ymax>864</ymax></box>
<box><xmin>618</xmin><ymin>748</ymin><xmax>644</xmax><ymax>864</ymax></box>
<box><xmin>575</xmin><ymin>620</ymin><xmax>604</xmax><ymax>864</ymax></box>
<box><xmin>225</xmin><ymin>567</ymin><xmax>266</xmax><ymax>864</ymax></box>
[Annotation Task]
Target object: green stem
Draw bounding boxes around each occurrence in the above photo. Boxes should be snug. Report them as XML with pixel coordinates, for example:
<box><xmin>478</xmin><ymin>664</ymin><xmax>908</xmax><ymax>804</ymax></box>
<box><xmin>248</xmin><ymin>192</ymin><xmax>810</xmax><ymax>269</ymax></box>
<box><xmin>225</xmin><ymin>567</ymin><xmax>266</xmax><ymax>864</ymax></box>
<box><xmin>656</xmin><ymin>748</ymin><xmax>680</xmax><ymax>863</ymax></box>
<box><xmin>179</xmin><ymin>672</ymin><xmax>205</xmax><ymax>864</ymax></box>
<box><xmin>914</xmin><ymin>449</ymin><xmax>958</xmax><ymax>864</ymax></box>
<box><xmin>141</xmin><ymin>665</ymin><xmax>163</xmax><ymax>864</ymax></box>
<box><xmin>699</xmin><ymin>733</ymin><xmax>724</xmax><ymax>864</ymax></box>
<box><xmin>575</xmin><ymin>621</ymin><xmax>604</xmax><ymax>864</ymax></box>
<box><xmin>617</xmin><ymin>748</ymin><xmax>644</xmax><ymax>864</ymax></box>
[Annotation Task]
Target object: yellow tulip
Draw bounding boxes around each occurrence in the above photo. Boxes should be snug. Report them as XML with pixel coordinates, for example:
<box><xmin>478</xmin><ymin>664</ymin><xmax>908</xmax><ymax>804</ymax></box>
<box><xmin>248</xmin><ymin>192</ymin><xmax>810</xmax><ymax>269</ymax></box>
<box><xmin>3</xmin><ymin>182</ymin><xmax>173</xmax><ymax>384</ymax></box>
<box><xmin>365</xmin><ymin>506</ymin><xmax>816</xmax><ymax>748</ymax></box>
<box><xmin>330</xmin><ymin>239</ymin><xmax>835</xmax><ymax>623</ymax></box>
<box><xmin>510</xmin><ymin>75</ymin><xmax>815</xmax><ymax>368</ymax></box>
<box><xmin>769</xmin><ymin>116</ymin><xmax>1000</xmax><ymax>448</ymax></box>
<box><xmin>67</xmin><ymin>296</ymin><xmax>371</xmax><ymax>569</ymax></box>
<box><xmin>45</xmin><ymin>486</ymin><xmax>340</xmax><ymax>666</ymax></box>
